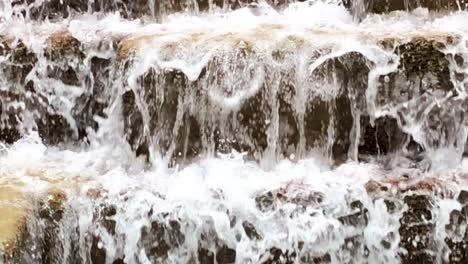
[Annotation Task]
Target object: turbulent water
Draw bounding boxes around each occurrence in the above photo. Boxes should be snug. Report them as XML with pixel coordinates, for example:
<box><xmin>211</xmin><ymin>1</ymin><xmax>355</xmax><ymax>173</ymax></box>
<box><xmin>2</xmin><ymin>0</ymin><xmax>468</xmax><ymax>263</ymax></box>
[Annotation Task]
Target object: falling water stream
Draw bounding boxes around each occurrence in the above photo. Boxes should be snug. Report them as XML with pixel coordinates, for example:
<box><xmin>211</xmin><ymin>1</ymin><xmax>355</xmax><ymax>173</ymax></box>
<box><xmin>2</xmin><ymin>0</ymin><xmax>468</xmax><ymax>263</ymax></box>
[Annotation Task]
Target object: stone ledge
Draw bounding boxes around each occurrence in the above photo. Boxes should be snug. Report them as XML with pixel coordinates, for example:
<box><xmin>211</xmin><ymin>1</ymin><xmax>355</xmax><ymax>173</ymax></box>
<box><xmin>0</xmin><ymin>185</ymin><xmax>67</xmax><ymax>262</ymax></box>
<box><xmin>0</xmin><ymin>185</ymin><xmax>28</xmax><ymax>258</ymax></box>
<box><xmin>0</xmin><ymin>31</ymin><xmax>111</xmax><ymax>145</ymax></box>
<box><xmin>117</xmin><ymin>31</ymin><xmax>464</xmax><ymax>165</ymax></box>
<box><xmin>0</xmin><ymin>171</ymin><xmax>468</xmax><ymax>263</ymax></box>
<box><xmin>364</xmin><ymin>0</ymin><xmax>468</xmax><ymax>14</ymax></box>
<box><xmin>7</xmin><ymin>0</ymin><xmax>468</xmax><ymax>21</ymax></box>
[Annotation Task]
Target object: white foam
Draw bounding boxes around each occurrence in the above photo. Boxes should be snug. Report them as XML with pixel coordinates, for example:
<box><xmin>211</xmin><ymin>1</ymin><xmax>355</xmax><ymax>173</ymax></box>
<box><xmin>1</xmin><ymin>1</ymin><xmax>468</xmax><ymax>262</ymax></box>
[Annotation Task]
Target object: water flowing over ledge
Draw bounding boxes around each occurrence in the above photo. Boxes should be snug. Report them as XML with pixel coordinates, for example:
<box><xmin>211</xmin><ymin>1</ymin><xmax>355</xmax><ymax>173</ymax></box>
<box><xmin>1</xmin><ymin>1</ymin><xmax>468</xmax><ymax>264</ymax></box>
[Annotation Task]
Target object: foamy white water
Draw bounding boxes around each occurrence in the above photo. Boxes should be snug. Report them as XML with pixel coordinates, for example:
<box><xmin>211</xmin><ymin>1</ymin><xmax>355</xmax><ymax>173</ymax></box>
<box><xmin>2</xmin><ymin>132</ymin><xmax>468</xmax><ymax>263</ymax></box>
<box><xmin>1</xmin><ymin>0</ymin><xmax>468</xmax><ymax>263</ymax></box>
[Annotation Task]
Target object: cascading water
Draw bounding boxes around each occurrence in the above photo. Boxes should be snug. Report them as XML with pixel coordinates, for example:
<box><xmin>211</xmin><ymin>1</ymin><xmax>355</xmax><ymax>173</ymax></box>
<box><xmin>2</xmin><ymin>0</ymin><xmax>468</xmax><ymax>264</ymax></box>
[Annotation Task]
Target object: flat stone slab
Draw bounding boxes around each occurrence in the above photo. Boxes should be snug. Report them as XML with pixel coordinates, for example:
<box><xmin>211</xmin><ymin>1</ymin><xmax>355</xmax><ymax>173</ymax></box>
<box><xmin>0</xmin><ymin>185</ymin><xmax>28</xmax><ymax>256</ymax></box>
<box><xmin>0</xmin><ymin>182</ymin><xmax>67</xmax><ymax>262</ymax></box>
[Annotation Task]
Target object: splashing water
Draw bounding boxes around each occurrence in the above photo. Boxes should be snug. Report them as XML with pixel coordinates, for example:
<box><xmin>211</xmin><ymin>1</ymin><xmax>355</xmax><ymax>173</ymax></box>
<box><xmin>1</xmin><ymin>1</ymin><xmax>468</xmax><ymax>263</ymax></box>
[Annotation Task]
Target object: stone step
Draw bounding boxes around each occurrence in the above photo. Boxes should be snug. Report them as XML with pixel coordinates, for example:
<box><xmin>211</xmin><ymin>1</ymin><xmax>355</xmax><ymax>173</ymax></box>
<box><xmin>1</xmin><ymin>29</ymin><xmax>466</xmax><ymax>165</ymax></box>
<box><xmin>362</xmin><ymin>0</ymin><xmax>468</xmax><ymax>14</ymax></box>
<box><xmin>0</xmin><ymin>32</ymin><xmax>110</xmax><ymax>145</ymax></box>
<box><xmin>118</xmin><ymin>31</ymin><xmax>464</xmax><ymax>164</ymax></box>
<box><xmin>7</xmin><ymin>0</ymin><xmax>291</xmax><ymax>21</ymax></box>
<box><xmin>0</xmin><ymin>185</ymin><xmax>28</xmax><ymax>259</ymax></box>
<box><xmin>6</xmin><ymin>0</ymin><xmax>467</xmax><ymax>22</ymax></box>
<box><xmin>0</xmin><ymin>184</ymin><xmax>66</xmax><ymax>263</ymax></box>
<box><xmin>1</xmin><ymin>173</ymin><xmax>466</xmax><ymax>263</ymax></box>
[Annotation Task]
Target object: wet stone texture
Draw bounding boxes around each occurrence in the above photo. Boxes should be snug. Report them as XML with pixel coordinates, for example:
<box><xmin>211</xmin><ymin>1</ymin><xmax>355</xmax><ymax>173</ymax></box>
<box><xmin>378</xmin><ymin>38</ymin><xmax>453</xmax><ymax>101</ymax></box>
<box><xmin>120</xmin><ymin>40</ymin><xmax>455</xmax><ymax>165</ymax></box>
<box><xmin>445</xmin><ymin>190</ymin><xmax>468</xmax><ymax>264</ymax></box>
<box><xmin>140</xmin><ymin>218</ymin><xmax>185</xmax><ymax>262</ymax></box>
<box><xmin>120</xmin><ymin>49</ymin><xmax>376</xmax><ymax>164</ymax></box>
<box><xmin>10</xmin><ymin>0</ymin><xmax>468</xmax><ymax>21</ymax></box>
<box><xmin>0</xmin><ymin>36</ymin><xmax>74</xmax><ymax>145</ymax></box>
<box><xmin>254</xmin><ymin>187</ymin><xmax>370</xmax><ymax>263</ymax></box>
<box><xmin>254</xmin><ymin>183</ymin><xmax>445</xmax><ymax>264</ymax></box>
<box><xmin>343</xmin><ymin>0</ymin><xmax>468</xmax><ymax>14</ymax></box>
<box><xmin>365</xmin><ymin>177</ymin><xmax>451</xmax><ymax>264</ymax></box>
<box><xmin>0</xmin><ymin>29</ymin><xmax>462</xmax><ymax>168</ymax></box>
<box><xmin>399</xmin><ymin>195</ymin><xmax>435</xmax><ymax>264</ymax></box>
<box><xmin>0</xmin><ymin>33</ymin><xmax>113</xmax><ymax>145</ymax></box>
<box><xmin>0</xmin><ymin>40</ymin><xmax>36</xmax><ymax>143</ymax></box>
<box><xmin>371</xmin><ymin>37</ymin><xmax>467</xmax><ymax>167</ymax></box>
<box><xmin>5</xmin><ymin>182</ymin><xmax>468</xmax><ymax>264</ymax></box>
<box><xmin>1</xmin><ymin>190</ymin><xmax>68</xmax><ymax>264</ymax></box>
<box><xmin>307</xmin><ymin>51</ymin><xmax>371</xmax><ymax>163</ymax></box>
<box><xmin>73</xmin><ymin>55</ymin><xmax>111</xmax><ymax>140</ymax></box>
<box><xmin>10</xmin><ymin>0</ymin><xmax>294</xmax><ymax>21</ymax></box>
<box><xmin>119</xmin><ymin>34</ymin><xmax>467</xmax><ymax>166</ymax></box>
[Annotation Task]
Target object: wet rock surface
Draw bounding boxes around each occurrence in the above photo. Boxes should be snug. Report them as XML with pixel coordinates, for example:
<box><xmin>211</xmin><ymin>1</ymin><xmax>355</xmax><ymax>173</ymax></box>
<box><xmin>342</xmin><ymin>0</ymin><xmax>468</xmax><ymax>15</ymax></box>
<box><xmin>0</xmin><ymin>32</ymin><xmax>112</xmax><ymax>145</ymax></box>
<box><xmin>0</xmin><ymin>186</ymin><xmax>29</xmax><ymax>262</ymax></box>
<box><xmin>372</xmin><ymin>37</ymin><xmax>466</xmax><ymax>167</ymax></box>
<box><xmin>140</xmin><ymin>218</ymin><xmax>185</xmax><ymax>262</ymax></box>
<box><xmin>8</xmin><ymin>0</ymin><xmax>468</xmax><ymax>21</ymax></box>
<box><xmin>2</xmin><ymin>175</ymin><xmax>468</xmax><ymax>264</ymax></box>
<box><xmin>444</xmin><ymin>190</ymin><xmax>468</xmax><ymax>264</ymax></box>
<box><xmin>119</xmin><ymin>35</ymin><xmax>463</xmax><ymax>165</ymax></box>
<box><xmin>0</xmin><ymin>14</ymin><xmax>464</xmax><ymax>166</ymax></box>
<box><xmin>399</xmin><ymin>195</ymin><xmax>435</xmax><ymax>264</ymax></box>
<box><xmin>9</xmin><ymin>0</ymin><xmax>292</xmax><ymax>21</ymax></box>
<box><xmin>0</xmin><ymin>188</ymin><xmax>67</xmax><ymax>264</ymax></box>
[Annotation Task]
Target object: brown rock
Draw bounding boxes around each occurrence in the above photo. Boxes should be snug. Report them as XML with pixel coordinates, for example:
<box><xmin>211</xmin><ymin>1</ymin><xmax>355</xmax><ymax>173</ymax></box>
<box><xmin>344</xmin><ymin>0</ymin><xmax>468</xmax><ymax>15</ymax></box>
<box><xmin>0</xmin><ymin>186</ymin><xmax>67</xmax><ymax>263</ymax></box>
<box><xmin>46</xmin><ymin>32</ymin><xmax>83</xmax><ymax>61</ymax></box>
<box><xmin>216</xmin><ymin>245</ymin><xmax>236</xmax><ymax>264</ymax></box>
<box><xmin>0</xmin><ymin>185</ymin><xmax>28</xmax><ymax>259</ymax></box>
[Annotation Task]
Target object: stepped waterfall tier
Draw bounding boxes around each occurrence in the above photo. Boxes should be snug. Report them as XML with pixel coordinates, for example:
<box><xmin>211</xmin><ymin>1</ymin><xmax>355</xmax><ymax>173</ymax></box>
<box><xmin>2</xmin><ymin>0</ymin><xmax>468</xmax><ymax>263</ymax></box>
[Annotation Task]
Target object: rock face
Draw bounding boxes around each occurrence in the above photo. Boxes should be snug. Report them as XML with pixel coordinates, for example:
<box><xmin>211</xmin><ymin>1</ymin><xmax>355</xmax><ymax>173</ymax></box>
<box><xmin>120</xmin><ymin>48</ymin><xmax>367</xmax><ymax>163</ymax></box>
<box><xmin>343</xmin><ymin>0</ymin><xmax>468</xmax><ymax>14</ymax></box>
<box><xmin>445</xmin><ymin>191</ymin><xmax>468</xmax><ymax>263</ymax></box>
<box><xmin>9</xmin><ymin>0</ymin><xmax>291</xmax><ymax>21</ymax></box>
<box><xmin>3</xmin><ymin>176</ymin><xmax>463</xmax><ymax>264</ymax></box>
<box><xmin>0</xmin><ymin>185</ymin><xmax>28</xmax><ymax>261</ymax></box>
<box><xmin>1</xmin><ymin>3</ymin><xmax>466</xmax><ymax>166</ymax></box>
<box><xmin>399</xmin><ymin>194</ymin><xmax>435</xmax><ymax>263</ymax></box>
<box><xmin>373</xmin><ymin>0</ymin><xmax>468</xmax><ymax>13</ymax></box>
<box><xmin>0</xmin><ymin>30</ymin><xmax>464</xmax><ymax>167</ymax></box>
<box><xmin>5</xmin><ymin>0</ymin><xmax>468</xmax><ymax>24</ymax></box>
<box><xmin>0</xmin><ymin>32</ymin><xmax>111</xmax><ymax>145</ymax></box>
<box><xmin>0</xmin><ymin>186</ymin><xmax>66</xmax><ymax>263</ymax></box>
<box><xmin>118</xmin><ymin>33</ymin><xmax>463</xmax><ymax>165</ymax></box>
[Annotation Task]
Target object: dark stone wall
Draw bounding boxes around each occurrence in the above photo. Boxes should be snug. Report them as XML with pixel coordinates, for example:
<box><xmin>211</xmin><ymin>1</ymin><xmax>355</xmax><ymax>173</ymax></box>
<box><xmin>9</xmin><ymin>0</ymin><xmax>468</xmax><ymax>23</ymax></box>
<box><xmin>0</xmin><ymin>33</ymin><xmax>111</xmax><ymax>145</ymax></box>
<box><xmin>343</xmin><ymin>0</ymin><xmax>468</xmax><ymax>14</ymax></box>
<box><xmin>7</xmin><ymin>178</ymin><xmax>468</xmax><ymax>264</ymax></box>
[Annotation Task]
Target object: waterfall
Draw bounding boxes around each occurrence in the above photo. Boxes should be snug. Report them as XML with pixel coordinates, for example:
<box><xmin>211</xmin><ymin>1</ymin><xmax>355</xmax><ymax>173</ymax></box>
<box><xmin>1</xmin><ymin>1</ymin><xmax>468</xmax><ymax>264</ymax></box>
